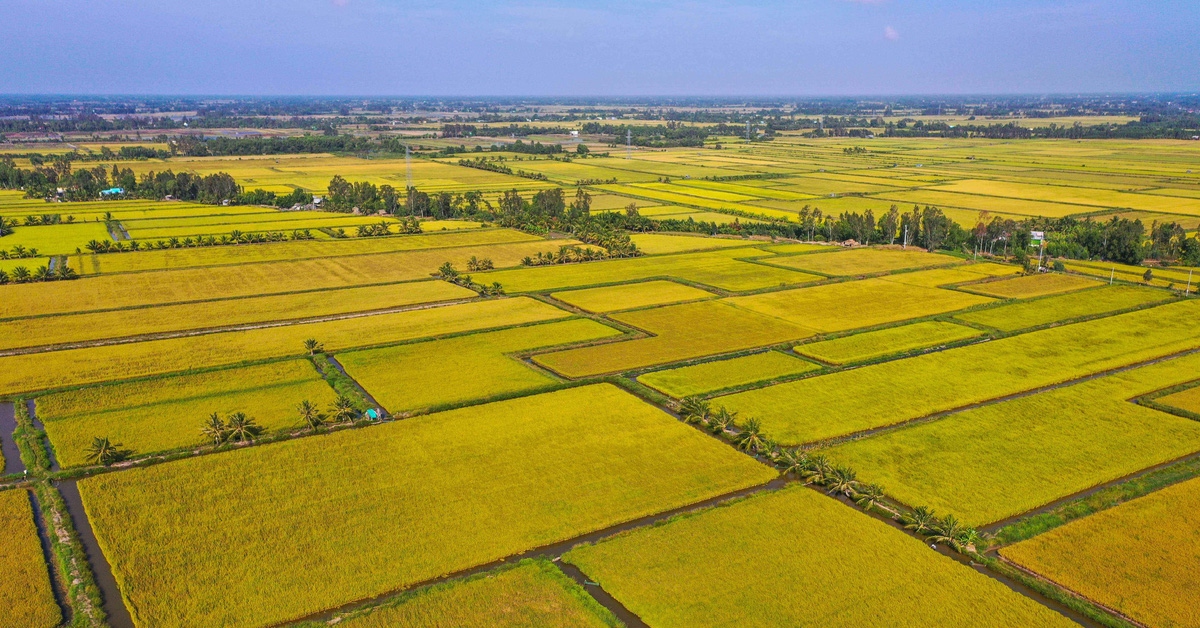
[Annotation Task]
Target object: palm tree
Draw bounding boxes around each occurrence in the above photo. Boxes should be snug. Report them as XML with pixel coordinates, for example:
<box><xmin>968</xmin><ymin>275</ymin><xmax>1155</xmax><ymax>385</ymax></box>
<box><xmin>776</xmin><ymin>447</ymin><xmax>811</xmax><ymax>477</ymax></box>
<box><xmin>32</xmin><ymin>265</ymin><xmax>52</xmax><ymax>282</ymax></box>
<box><xmin>11</xmin><ymin>266</ymin><xmax>30</xmax><ymax>283</ymax></box>
<box><xmin>297</xmin><ymin>400</ymin><xmax>325</xmax><ymax>432</ymax></box>
<box><xmin>801</xmin><ymin>454</ymin><xmax>831</xmax><ymax>485</ymax></box>
<box><xmin>735</xmin><ymin>418</ymin><xmax>768</xmax><ymax>453</ymax></box>
<box><xmin>200</xmin><ymin>413</ymin><xmax>228</xmax><ymax>445</ymax></box>
<box><xmin>707</xmin><ymin>407</ymin><xmax>736</xmax><ymax>435</ymax></box>
<box><xmin>825</xmin><ymin>465</ymin><xmax>858</xmax><ymax>497</ymax></box>
<box><xmin>854</xmin><ymin>483</ymin><xmax>885</xmax><ymax>513</ymax></box>
<box><xmin>328</xmin><ymin>395</ymin><xmax>358</xmax><ymax>423</ymax></box>
<box><xmin>225</xmin><ymin>412</ymin><xmax>263</xmax><ymax>443</ymax></box>
<box><xmin>303</xmin><ymin>338</ymin><xmax>324</xmax><ymax>355</ymax></box>
<box><xmin>679</xmin><ymin>397</ymin><xmax>710</xmax><ymax>425</ymax></box>
<box><xmin>902</xmin><ymin>506</ymin><xmax>937</xmax><ymax>535</ymax></box>
<box><xmin>928</xmin><ymin>514</ymin><xmax>969</xmax><ymax>550</ymax></box>
<box><xmin>84</xmin><ymin>436</ymin><xmax>129</xmax><ymax>466</ymax></box>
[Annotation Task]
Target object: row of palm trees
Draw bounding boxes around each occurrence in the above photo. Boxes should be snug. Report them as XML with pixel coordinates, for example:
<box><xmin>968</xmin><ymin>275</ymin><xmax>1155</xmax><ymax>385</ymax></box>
<box><xmin>0</xmin><ymin>264</ymin><xmax>78</xmax><ymax>284</ymax></box>
<box><xmin>435</xmin><ymin>261</ymin><xmax>505</xmax><ymax>296</ymax></box>
<box><xmin>82</xmin><ymin>229</ymin><xmax>317</xmax><ymax>254</ymax></box>
<box><xmin>1</xmin><ymin>244</ymin><xmax>40</xmax><ymax>259</ymax></box>
<box><xmin>679</xmin><ymin>397</ymin><xmax>986</xmax><ymax>553</ymax></box>
<box><xmin>519</xmin><ymin>244</ymin><xmax>620</xmax><ymax>267</ymax></box>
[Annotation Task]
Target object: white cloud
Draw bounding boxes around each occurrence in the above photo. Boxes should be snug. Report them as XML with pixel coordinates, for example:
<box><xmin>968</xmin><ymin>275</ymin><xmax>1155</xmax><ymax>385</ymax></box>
<box><xmin>884</xmin><ymin>25</ymin><xmax>899</xmax><ymax>41</ymax></box>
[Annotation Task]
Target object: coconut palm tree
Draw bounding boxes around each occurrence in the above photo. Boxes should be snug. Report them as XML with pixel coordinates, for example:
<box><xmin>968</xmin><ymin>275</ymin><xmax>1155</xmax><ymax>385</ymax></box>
<box><xmin>928</xmin><ymin>514</ymin><xmax>969</xmax><ymax>550</ymax></box>
<box><xmin>679</xmin><ymin>397</ymin><xmax>710</xmax><ymax>425</ymax></box>
<box><xmin>32</xmin><ymin>265</ymin><xmax>52</xmax><ymax>282</ymax></box>
<box><xmin>707</xmin><ymin>407</ymin><xmax>737</xmax><ymax>436</ymax></box>
<box><xmin>776</xmin><ymin>447</ymin><xmax>811</xmax><ymax>477</ymax></box>
<box><xmin>854</xmin><ymin>483</ymin><xmax>886</xmax><ymax>513</ymax></box>
<box><xmin>303</xmin><ymin>338</ymin><xmax>324</xmax><ymax>355</ymax></box>
<box><xmin>801</xmin><ymin>454</ymin><xmax>831</xmax><ymax>485</ymax></box>
<box><xmin>328</xmin><ymin>395</ymin><xmax>358</xmax><ymax>424</ymax></box>
<box><xmin>297</xmin><ymin>400</ymin><xmax>325</xmax><ymax>432</ymax></box>
<box><xmin>85</xmin><ymin>436</ymin><xmax>129</xmax><ymax>466</ymax></box>
<box><xmin>200</xmin><ymin>413</ymin><xmax>228</xmax><ymax>445</ymax></box>
<box><xmin>735</xmin><ymin>418</ymin><xmax>768</xmax><ymax>453</ymax></box>
<box><xmin>825</xmin><ymin>465</ymin><xmax>858</xmax><ymax>498</ymax></box>
<box><xmin>901</xmin><ymin>506</ymin><xmax>937</xmax><ymax>535</ymax></box>
<box><xmin>225</xmin><ymin>412</ymin><xmax>263</xmax><ymax>443</ymax></box>
<box><xmin>10</xmin><ymin>266</ymin><xmax>30</xmax><ymax>283</ymax></box>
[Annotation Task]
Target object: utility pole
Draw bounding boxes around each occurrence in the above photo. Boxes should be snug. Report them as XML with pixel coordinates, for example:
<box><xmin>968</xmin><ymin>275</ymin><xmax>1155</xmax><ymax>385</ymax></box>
<box><xmin>746</xmin><ymin>120</ymin><xmax>751</xmax><ymax>142</ymax></box>
<box><xmin>1188</xmin><ymin>270</ymin><xmax>1193</xmax><ymax>296</ymax></box>
<box><xmin>405</xmin><ymin>144</ymin><xmax>413</xmax><ymax>190</ymax></box>
<box><xmin>626</xmin><ymin>129</ymin><xmax>631</xmax><ymax>159</ymax></box>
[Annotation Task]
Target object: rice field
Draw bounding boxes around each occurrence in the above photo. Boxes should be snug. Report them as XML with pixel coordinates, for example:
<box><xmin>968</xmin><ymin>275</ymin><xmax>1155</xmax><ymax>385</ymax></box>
<box><xmin>336</xmin><ymin>319</ymin><xmax>621</xmax><ymax>413</ymax></box>
<box><xmin>0</xmin><ymin>297</ymin><xmax>568</xmax><ymax>394</ymax></box>
<box><xmin>2</xmin><ymin>222</ymin><xmax>113</xmax><ymax>255</ymax></box>
<box><xmin>299</xmin><ymin>559</ymin><xmax>619</xmax><ymax>628</ymax></box>
<box><xmin>796</xmin><ymin>320</ymin><xmax>984</xmax><ymax>365</ymax></box>
<box><xmin>968</xmin><ymin>273</ymin><xmax>1103</xmax><ymax>298</ymax></box>
<box><xmin>533</xmin><ymin>300</ymin><xmax>813</xmax><ymax>377</ymax></box>
<box><xmin>0</xmin><ymin>490</ymin><xmax>60</xmax><ymax>628</ymax></box>
<box><xmin>954</xmin><ymin>285</ymin><xmax>1173</xmax><ymax>332</ymax></box>
<box><xmin>639</xmin><ymin>350</ymin><xmax>820</xmax><ymax>398</ymax></box>
<box><xmin>626</xmin><ymin>233</ymin><xmax>759</xmax><ymax>254</ymax></box>
<box><xmin>718</xmin><ymin>299</ymin><xmax>1200</xmax><ymax>445</ymax></box>
<box><xmin>480</xmin><ymin>248</ymin><xmax>821</xmax><ymax>293</ymax></box>
<box><xmin>550</xmin><ymin>280</ymin><xmax>714</xmax><ymax>313</ymax></box>
<box><xmin>725</xmin><ymin>277</ymin><xmax>994</xmax><ymax>333</ymax></box>
<box><xmin>564</xmin><ymin>486</ymin><xmax>1074</xmax><ymax>628</ymax></box>
<box><xmin>0</xmin><ymin>280</ymin><xmax>475</xmax><ymax>351</ymax></box>
<box><xmin>5</xmin><ymin>239</ymin><xmax>571</xmax><ymax>319</ymax></box>
<box><xmin>1159</xmin><ymin>385</ymin><xmax>1200</xmax><ymax>414</ymax></box>
<box><xmin>1000</xmin><ymin>476</ymin><xmax>1200</xmax><ymax>628</ymax></box>
<box><xmin>764</xmin><ymin>248</ymin><xmax>959</xmax><ymax>276</ymax></box>
<box><xmin>77</xmin><ymin>384</ymin><xmax>776</xmax><ymax>628</ymax></box>
<box><xmin>40</xmin><ymin>360</ymin><xmax>338</xmax><ymax>468</ymax></box>
<box><xmin>826</xmin><ymin>351</ymin><xmax>1200</xmax><ymax>525</ymax></box>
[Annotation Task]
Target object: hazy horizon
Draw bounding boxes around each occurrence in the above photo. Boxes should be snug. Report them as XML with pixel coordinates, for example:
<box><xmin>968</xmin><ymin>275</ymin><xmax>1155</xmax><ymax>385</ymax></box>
<box><xmin>3</xmin><ymin>0</ymin><xmax>1199</xmax><ymax>97</ymax></box>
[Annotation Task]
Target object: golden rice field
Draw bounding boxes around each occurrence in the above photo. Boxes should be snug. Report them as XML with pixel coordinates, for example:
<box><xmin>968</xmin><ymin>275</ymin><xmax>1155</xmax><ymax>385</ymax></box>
<box><xmin>954</xmin><ymin>285</ymin><xmax>1173</xmax><ymax>331</ymax></box>
<box><xmin>337</xmin><ymin>318</ymin><xmax>621</xmax><ymax>413</ymax></box>
<box><xmin>78</xmin><ymin>384</ymin><xmax>775</xmax><ymax>628</ymax></box>
<box><xmin>5</xmin><ymin>239</ymin><xmax>569</xmax><ymax>319</ymax></box>
<box><xmin>1159</xmin><ymin>385</ymin><xmax>1200</xmax><ymax>415</ymax></box>
<box><xmin>826</xmin><ymin>351</ymin><xmax>1200</xmax><ymax>525</ymax></box>
<box><xmin>550</xmin><ymin>280</ymin><xmax>714</xmax><ymax>313</ymax></box>
<box><xmin>0</xmin><ymin>490</ymin><xmax>60</xmax><ymax>628</ymax></box>
<box><xmin>3</xmin><ymin>222</ymin><xmax>112</xmax><ymax>256</ymax></box>
<box><xmin>0</xmin><ymin>280</ymin><xmax>474</xmax><ymax>351</ymax></box>
<box><xmin>1000</xmin><ymin>476</ymin><xmax>1200</xmax><ymax>628</ymax></box>
<box><xmin>0</xmin><ymin>297</ymin><xmax>568</xmax><ymax>394</ymax></box>
<box><xmin>968</xmin><ymin>272</ymin><xmax>1103</xmax><ymax>298</ymax></box>
<box><xmin>565</xmin><ymin>486</ymin><xmax>1074</xmax><ymax>628</ymax></box>
<box><xmin>299</xmin><ymin>560</ymin><xmax>619</xmax><ymax>628</ymax></box>
<box><xmin>718</xmin><ymin>299</ymin><xmax>1200</xmax><ymax>445</ymax></box>
<box><xmin>533</xmin><ymin>300</ymin><xmax>813</xmax><ymax>377</ymax></box>
<box><xmin>639</xmin><ymin>350</ymin><xmax>820</xmax><ymax>398</ymax></box>
<box><xmin>764</xmin><ymin>247</ymin><xmax>959</xmax><ymax>276</ymax></box>
<box><xmin>626</xmin><ymin>233</ymin><xmax>759</xmax><ymax>255</ymax></box>
<box><xmin>40</xmin><ymin>360</ymin><xmax>338</xmax><ymax>468</ymax></box>
<box><xmin>71</xmin><ymin>227</ymin><xmax>540</xmax><ymax>274</ymax></box>
<box><xmin>795</xmin><ymin>320</ymin><xmax>984</xmax><ymax>365</ymax></box>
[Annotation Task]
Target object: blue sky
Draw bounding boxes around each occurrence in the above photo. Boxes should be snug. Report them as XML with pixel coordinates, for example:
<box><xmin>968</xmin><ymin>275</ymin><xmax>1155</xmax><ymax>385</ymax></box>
<box><xmin>2</xmin><ymin>0</ymin><xmax>1197</xmax><ymax>95</ymax></box>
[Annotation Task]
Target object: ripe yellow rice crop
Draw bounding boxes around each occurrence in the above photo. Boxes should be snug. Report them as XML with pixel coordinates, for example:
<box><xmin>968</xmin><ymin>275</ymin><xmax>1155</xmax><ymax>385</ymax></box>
<box><xmin>533</xmin><ymin>300</ymin><xmax>813</xmax><ymax>377</ymax></box>
<box><xmin>0</xmin><ymin>490</ymin><xmax>60</xmax><ymax>628</ymax></box>
<box><xmin>725</xmin><ymin>277</ymin><xmax>994</xmax><ymax>333</ymax></box>
<box><xmin>71</xmin><ymin>228</ymin><xmax>541</xmax><ymax>274</ymax></box>
<box><xmin>968</xmin><ymin>273</ymin><xmax>1103</xmax><ymax>298</ymax></box>
<box><xmin>3</xmin><ymin>222</ymin><xmax>113</xmax><ymax>256</ymax></box>
<box><xmin>337</xmin><ymin>319</ymin><xmax>622</xmax><ymax>413</ymax></box>
<box><xmin>765</xmin><ymin>248</ymin><xmax>959</xmax><ymax>276</ymax></box>
<box><xmin>796</xmin><ymin>321</ymin><xmax>984</xmax><ymax>365</ymax></box>
<box><xmin>1000</xmin><ymin>476</ymin><xmax>1200</xmax><ymax>628</ymax></box>
<box><xmin>1158</xmin><ymin>385</ymin><xmax>1200</xmax><ymax>415</ymax></box>
<box><xmin>481</xmin><ymin>248</ymin><xmax>820</xmax><ymax>293</ymax></box>
<box><xmin>4</xmin><ymin>239</ymin><xmax>570</xmax><ymax>319</ymax></box>
<box><xmin>954</xmin><ymin>285</ymin><xmax>1172</xmax><ymax>332</ymax></box>
<box><xmin>78</xmin><ymin>384</ymin><xmax>776</xmax><ymax>628</ymax></box>
<box><xmin>639</xmin><ymin>350</ymin><xmax>820</xmax><ymax>398</ymax></box>
<box><xmin>551</xmin><ymin>280</ymin><xmax>714</xmax><ymax>313</ymax></box>
<box><xmin>299</xmin><ymin>559</ymin><xmax>619</xmax><ymax>628</ymax></box>
<box><xmin>627</xmin><ymin>233</ymin><xmax>759</xmax><ymax>255</ymax></box>
<box><xmin>0</xmin><ymin>297</ymin><xmax>569</xmax><ymax>395</ymax></box>
<box><xmin>719</xmin><ymin>299</ymin><xmax>1200</xmax><ymax>445</ymax></box>
<box><xmin>827</xmin><ymin>351</ymin><xmax>1200</xmax><ymax>525</ymax></box>
<box><xmin>40</xmin><ymin>360</ymin><xmax>338</xmax><ymax>468</ymax></box>
<box><xmin>564</xmin><ymin>485</ymin><xmax>1074</xmax><ymax>628</ymax></box>
<box><xmin>0</xmin><ymin>280</ymin><xmax>474</xmax><ymax>351</ymax></box>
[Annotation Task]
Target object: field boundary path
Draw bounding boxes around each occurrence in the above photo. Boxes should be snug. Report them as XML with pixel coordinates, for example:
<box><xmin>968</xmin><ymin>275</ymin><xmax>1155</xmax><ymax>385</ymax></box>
<box><xmin>0</xmin><ymin>401</ymin><xmax>25</xmax><ymax>475</ymax></box>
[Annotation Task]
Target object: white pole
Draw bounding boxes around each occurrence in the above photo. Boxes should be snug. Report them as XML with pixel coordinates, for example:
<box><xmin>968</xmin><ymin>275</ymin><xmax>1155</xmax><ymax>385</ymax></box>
<box><xmin>1188</xmin><ymin>270</ymin><xmax>1193</xmax><ymax>296</ymax></box>
<box><xmin>1110</xmin><ymin>268</ymin><xmax>1114</xmax><ymax>285</ymax></box>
